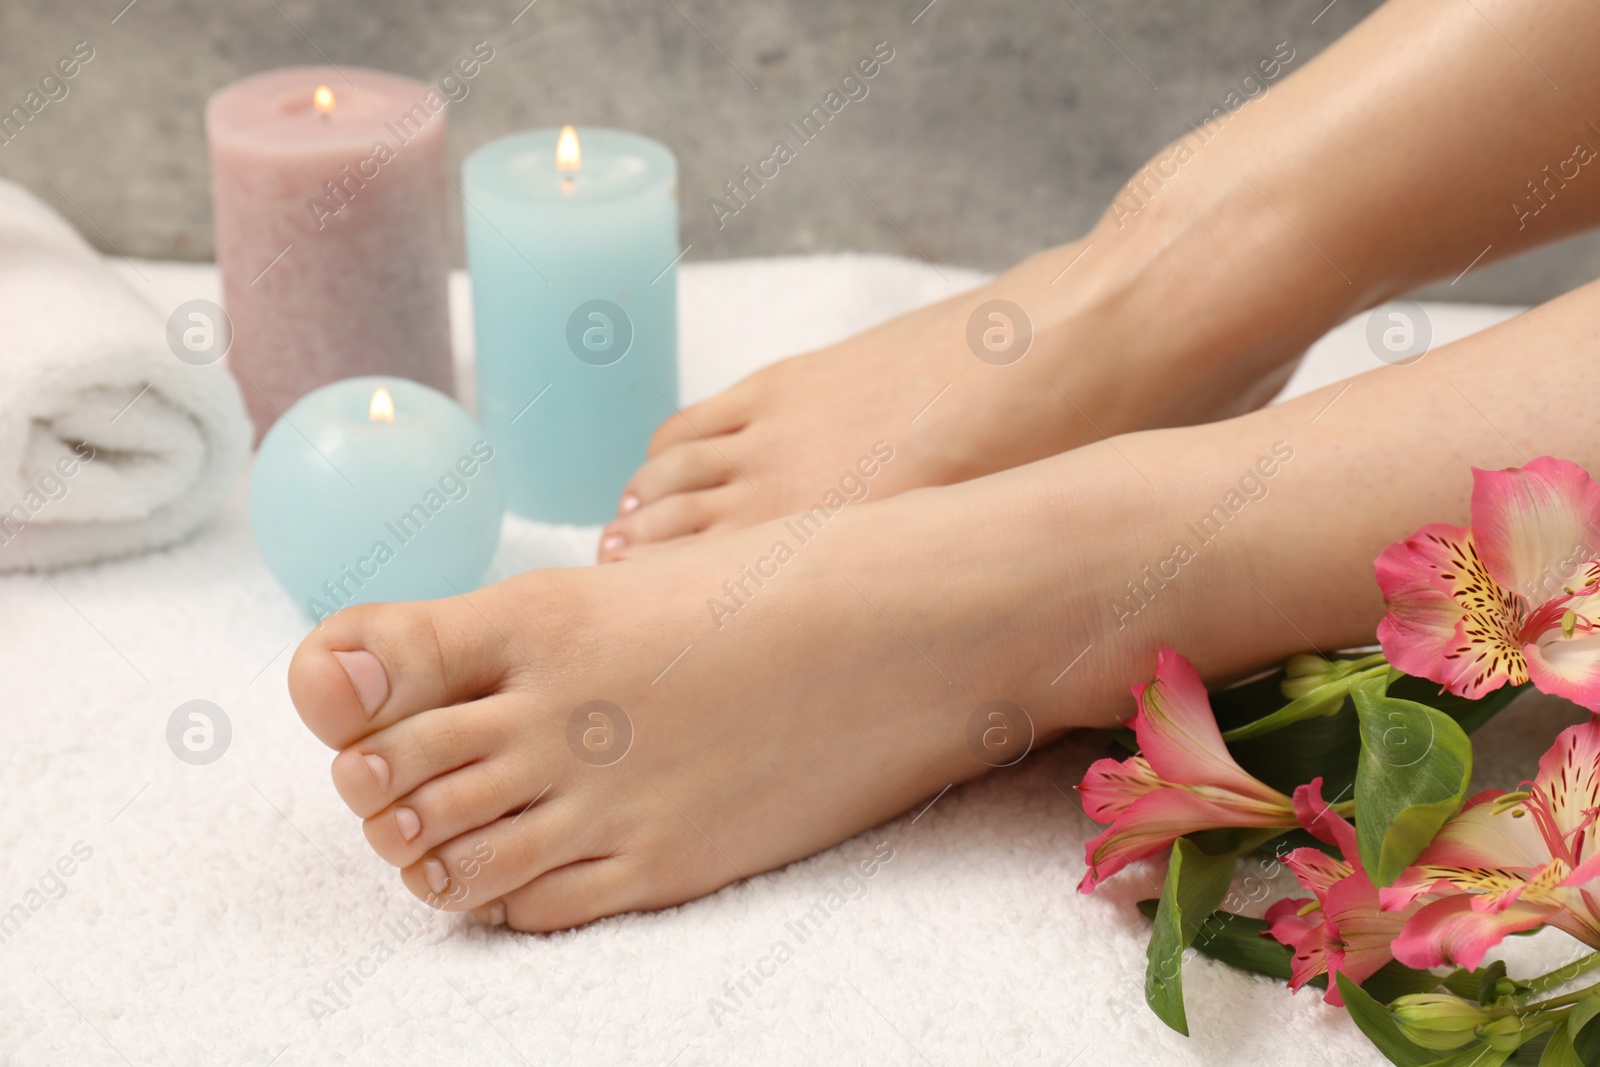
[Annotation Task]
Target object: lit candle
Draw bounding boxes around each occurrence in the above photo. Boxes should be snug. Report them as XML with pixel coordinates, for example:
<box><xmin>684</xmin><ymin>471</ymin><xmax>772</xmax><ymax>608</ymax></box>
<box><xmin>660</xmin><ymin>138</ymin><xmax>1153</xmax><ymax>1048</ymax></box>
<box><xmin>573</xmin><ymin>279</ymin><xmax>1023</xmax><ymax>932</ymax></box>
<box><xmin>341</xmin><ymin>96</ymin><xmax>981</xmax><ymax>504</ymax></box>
<box><xmin>463</xmin><ymin>126</ymin><xmax>679</xmax><ymax>523</ymax></box>
<box><xmin>250</xmin><ymin>376</ymin><xmax>504</xmax><ymax>622</ymax></box>
<box><xmin>207</xmin><ymin>67</ymin><xmax>455</xmax><ymax>440</ymax></box>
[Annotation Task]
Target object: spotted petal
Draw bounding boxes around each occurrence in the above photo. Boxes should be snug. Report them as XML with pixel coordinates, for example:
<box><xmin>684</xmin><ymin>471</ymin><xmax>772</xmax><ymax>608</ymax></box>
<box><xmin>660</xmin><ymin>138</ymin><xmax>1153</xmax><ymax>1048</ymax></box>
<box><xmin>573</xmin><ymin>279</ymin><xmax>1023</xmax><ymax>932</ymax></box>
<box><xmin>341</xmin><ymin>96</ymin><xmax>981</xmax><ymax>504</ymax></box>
<box><xmin>1078</xmin><ymin>755</ymin><xmax>1164</xmax><ymax>824</ymax></box>
<box><xmin>1282</xmin><ymin>847</ymin><xmax>1352</xmax><ymax>897</ymax></box>
<box><xmin>1528</xmin><ymin>718</ymin><xmax>1600</xmax><ymax>864</ymax></box>
<box><xmin>1321</xmin><ymin>872</ymin><xmax>1414</xmax><ymax>1006</ymax></box>
<box><xmin>1379</xmin><ymin>790</ymin><xmax>1548</xmax><ymax>910</ymax></box>
<box><xmin>1471</xmin><ymin>457</ymin><xmax>1600</xmax><ymax>603</ymax></box>
<box><xmin>1264</xmin><ymin>896</ymin><xmax>1328</xmax><ymax>995</ymax></box>
<box><xmin>1376</xmin><ymin>523</ymin><xmax>1528</xmax><ymax>698</ymax></box>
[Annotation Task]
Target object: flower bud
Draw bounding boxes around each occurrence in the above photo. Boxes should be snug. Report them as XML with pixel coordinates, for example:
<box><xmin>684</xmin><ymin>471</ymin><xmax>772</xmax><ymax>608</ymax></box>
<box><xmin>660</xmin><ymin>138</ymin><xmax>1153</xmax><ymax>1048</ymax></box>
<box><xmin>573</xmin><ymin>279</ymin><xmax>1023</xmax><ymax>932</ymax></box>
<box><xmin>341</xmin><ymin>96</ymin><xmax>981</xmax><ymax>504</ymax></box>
<box><xmin>1389</xmin><ymin>994</ymin><xmax>1492</xmax><ymax>1051</ymax></box>
<box><xmin>1478</xmin><ymin>1014</ymin><xmax>1539</xmax><ymax>1052</ymax></box>
<box><xmin>1280</xmin><ymin>655</ymin><xmax>1340</xmax><ymax>699</ymax></box>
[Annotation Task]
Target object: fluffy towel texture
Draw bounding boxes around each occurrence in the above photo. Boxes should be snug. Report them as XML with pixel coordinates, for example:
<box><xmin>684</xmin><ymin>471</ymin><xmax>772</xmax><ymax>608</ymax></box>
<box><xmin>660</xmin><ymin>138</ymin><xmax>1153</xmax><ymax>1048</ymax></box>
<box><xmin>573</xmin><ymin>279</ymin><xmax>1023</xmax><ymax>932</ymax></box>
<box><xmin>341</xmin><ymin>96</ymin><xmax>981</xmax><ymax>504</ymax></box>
<box><xmin>0</xmin><ymin>256</ymin><xmax>1562</xmax><ymax>1065</ymax></box>
<box><xmin>0</xmin><ymin>180</ymin><xmax>248</xmax><ymax>571</ymax></box>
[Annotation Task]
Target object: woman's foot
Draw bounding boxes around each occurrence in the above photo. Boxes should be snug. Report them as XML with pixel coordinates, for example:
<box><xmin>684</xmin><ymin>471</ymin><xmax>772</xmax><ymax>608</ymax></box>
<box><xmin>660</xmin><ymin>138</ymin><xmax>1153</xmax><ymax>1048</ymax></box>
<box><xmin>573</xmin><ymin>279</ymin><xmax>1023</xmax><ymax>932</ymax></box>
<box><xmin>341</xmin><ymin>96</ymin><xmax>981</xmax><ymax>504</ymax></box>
<box><xmin>598</xmin><ymin>228</ymin><xmax>1303</xmax><ymax>562</ymax></box>
<box><xmin>289</xmin><ymin>433</ymin><xmax>1270</xmax><ymax>932</ymax></box>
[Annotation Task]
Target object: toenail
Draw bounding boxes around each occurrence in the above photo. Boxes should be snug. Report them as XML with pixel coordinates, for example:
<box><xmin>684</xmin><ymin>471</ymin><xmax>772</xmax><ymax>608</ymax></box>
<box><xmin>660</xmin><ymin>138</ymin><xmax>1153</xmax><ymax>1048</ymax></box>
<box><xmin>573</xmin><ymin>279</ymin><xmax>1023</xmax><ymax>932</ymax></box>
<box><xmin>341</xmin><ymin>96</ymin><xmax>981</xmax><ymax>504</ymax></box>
<box><xmin>363</xmin><ymin>753</ymin><xmax>390</xmax><ymax>790</ymax></box>
<box><xmin>395</xmin><ymin>806</ymin><xmax>421</xmax><ymax>842</ymax></box>
<box><xmin>332</xmin><ymin>650</ymin><xmax>389</xmax><ymax>717</ymax></box>
<box><xmin>424</xmin><ymin>857</ymin><xmax>449</xmax><ymax>894</ymax></box>
<box><xmin>619</xmin><ymin>493</ymin><xmax>640</xmax><ymax>515</ymax></box>
<box><xmin>488</xmin><ymin>902</ymin><xmax>506</xmax><ymax>925</ymax></box>
<box><xmin>601</xmin><ymin>533</ymin><xmax>626</xmax><ymax>554</ymax></box>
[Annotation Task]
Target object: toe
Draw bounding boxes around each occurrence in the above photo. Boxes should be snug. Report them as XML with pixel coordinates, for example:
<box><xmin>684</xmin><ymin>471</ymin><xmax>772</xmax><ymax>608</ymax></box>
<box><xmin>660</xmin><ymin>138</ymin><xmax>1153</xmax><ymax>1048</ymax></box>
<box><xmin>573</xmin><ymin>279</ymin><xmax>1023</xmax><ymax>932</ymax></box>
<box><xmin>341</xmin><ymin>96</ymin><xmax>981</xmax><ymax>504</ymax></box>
<box><xmin>646</xmin><ymin>389</ymin><xmax>750</xmax><ymax>457</ymax></box>
<box><xmin>609</xmin><ymin>532</ymin><xmax>711</xmax><ymax>562</ymax></box>
<box><xmin>403</xmin><ymin>800</ymin><xmax>609</xmax><ymax>912</ymax></box>
<box><xmin>330</xmin><ymin>695</ymin><xmax>521</xmax><ymax>817</ymax></box>
<box><xmin>598</xmin><ymin>487</ymin><xmax>738</xmax><ymax>561</ymax></box>
<box><xmin>619</xmin><ymin>440</ymin><xmax>734</xmax><ymax>514</ymax></box>
<box><xmin>471</xmin><ymin>900</ymin><xmax>508</xmax><ymax>927</ymax></box>
<box><xmin>363</xmin><ymin>755</ymin><xmax>556</xmax><ymax>868</ymax></box>
<box><xmin>494</xmin><ymin>858</ymin><xmax>645</xmax><ymax>932</ymax></box>
<box><xmin>289</xmin><ymin>593</ymin><xmax>522</xmax><ymax>750</ymax></box>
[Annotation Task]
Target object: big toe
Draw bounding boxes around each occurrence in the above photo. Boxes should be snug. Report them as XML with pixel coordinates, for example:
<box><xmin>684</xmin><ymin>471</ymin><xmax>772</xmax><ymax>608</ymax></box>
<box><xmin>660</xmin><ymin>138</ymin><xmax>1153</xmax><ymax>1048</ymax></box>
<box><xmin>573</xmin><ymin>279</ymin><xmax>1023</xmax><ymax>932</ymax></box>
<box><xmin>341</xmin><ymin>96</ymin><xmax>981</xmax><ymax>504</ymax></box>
<box><xmin>288</xmin><ymin>592</ymin><xmax>523</xmax><ymax>750</ymax></box>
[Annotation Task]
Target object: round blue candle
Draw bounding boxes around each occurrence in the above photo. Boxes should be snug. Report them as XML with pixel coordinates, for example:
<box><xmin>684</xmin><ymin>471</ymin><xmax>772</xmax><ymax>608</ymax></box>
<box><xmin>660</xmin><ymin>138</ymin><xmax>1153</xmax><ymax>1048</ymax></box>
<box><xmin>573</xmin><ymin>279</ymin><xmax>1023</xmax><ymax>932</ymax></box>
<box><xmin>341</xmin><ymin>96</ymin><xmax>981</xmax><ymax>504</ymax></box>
<box><xmin>250</xmin><ymin>376</ymin><xmax>505</xmax><ymax>622</ymax></box>
<box><xmin>462</xmin><ymin>126</ymin><xmax>679</xmax><ymax>523</ymax></box>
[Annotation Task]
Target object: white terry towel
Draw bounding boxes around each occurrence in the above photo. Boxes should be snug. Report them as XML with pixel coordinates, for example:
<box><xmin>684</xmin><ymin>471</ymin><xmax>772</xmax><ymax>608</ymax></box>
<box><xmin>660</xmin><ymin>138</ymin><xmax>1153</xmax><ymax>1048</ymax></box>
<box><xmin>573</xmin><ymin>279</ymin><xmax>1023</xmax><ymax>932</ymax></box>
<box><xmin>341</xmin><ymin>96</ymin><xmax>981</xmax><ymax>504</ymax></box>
<box><xmin>0</xmin><ymin>179</ymin><xmax>248</xmax><ymax>571</ymax></box>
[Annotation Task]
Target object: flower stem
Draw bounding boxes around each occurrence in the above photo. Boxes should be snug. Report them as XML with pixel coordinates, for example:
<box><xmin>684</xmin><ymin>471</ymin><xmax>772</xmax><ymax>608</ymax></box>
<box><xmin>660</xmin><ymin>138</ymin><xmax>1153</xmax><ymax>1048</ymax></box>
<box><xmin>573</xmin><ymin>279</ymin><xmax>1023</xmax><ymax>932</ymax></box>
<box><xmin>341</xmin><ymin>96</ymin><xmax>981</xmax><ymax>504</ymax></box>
<box><xmin>1517</xmin><ymin>950</ymin><xmax>1600</xmax><ymax>999</ymax></box>
<box><xmin>1221</xmin><ymin>662</ymin><xmax>1391</xmax><ymax>743</ymax></box>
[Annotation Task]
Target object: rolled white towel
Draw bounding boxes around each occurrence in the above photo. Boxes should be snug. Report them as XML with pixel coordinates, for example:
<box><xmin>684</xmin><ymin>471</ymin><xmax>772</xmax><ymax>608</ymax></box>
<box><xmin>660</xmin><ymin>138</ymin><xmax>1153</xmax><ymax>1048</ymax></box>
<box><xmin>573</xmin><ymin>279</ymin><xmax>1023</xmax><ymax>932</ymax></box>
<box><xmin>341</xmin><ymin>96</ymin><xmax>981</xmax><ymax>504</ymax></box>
<box><xmin>0</xmin><ymin>179</ymin><xmax>249</xmax><ymax>571</ymax></box>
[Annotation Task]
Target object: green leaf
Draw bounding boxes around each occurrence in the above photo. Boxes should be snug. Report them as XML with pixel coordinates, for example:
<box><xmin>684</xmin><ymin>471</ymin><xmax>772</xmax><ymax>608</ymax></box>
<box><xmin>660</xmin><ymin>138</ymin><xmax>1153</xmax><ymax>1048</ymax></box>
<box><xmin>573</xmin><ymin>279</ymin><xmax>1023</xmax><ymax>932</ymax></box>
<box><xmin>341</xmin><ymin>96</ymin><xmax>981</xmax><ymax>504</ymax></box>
<box><xmin>1559</xmin><ymin>988</ymin><xmax>1600</xmax><ymax>1065</ymax></box>
<box><xmin>1360</xmin><ymin>960</ymin><xmax>1452</xmax><ymax>1004</ymax></box>
<box><xmin>1337</xmin><ymin>973</ymin><xmax>1442</xmax><ymax>1067</ymax></box>
<box><xmin>1538</xmin><ymin>1022</ymin><xmax>1582</xmax><ymax>1067</ymax></box>
<box><xmin>1134</xmin><ymin>901</ymin><xmax>1326</xmax><ymax>986</ymax></box>
<box><xmin>1422</xmin><ymin>1046</ymin><xmax>1512</xmax><ymax>1067</ymax></box>
<box><xmin>1144</xmin><ymin>839</ymin><xmax>1237</xmax><ymax>1035</ymax></box>
<box><xmin>1353</xmin><ymin>678</ymin><xmax>1474</xmax><ymax>887</ymax></box>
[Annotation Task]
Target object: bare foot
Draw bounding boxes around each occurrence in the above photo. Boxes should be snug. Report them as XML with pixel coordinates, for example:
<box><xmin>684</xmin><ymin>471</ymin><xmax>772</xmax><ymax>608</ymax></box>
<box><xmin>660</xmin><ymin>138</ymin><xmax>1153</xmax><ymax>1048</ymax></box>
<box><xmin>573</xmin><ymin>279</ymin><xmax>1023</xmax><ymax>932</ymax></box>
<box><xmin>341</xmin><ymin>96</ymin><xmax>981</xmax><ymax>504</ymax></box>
<box><xmin>597</xmin><ymin>222</ymin><xmax>1307</xmax><ymax>563</ymax></box>
<box><xmin>288</xmin><ymin>434</ymin><xmax>1254</xmax><ymax>932</ymax></box>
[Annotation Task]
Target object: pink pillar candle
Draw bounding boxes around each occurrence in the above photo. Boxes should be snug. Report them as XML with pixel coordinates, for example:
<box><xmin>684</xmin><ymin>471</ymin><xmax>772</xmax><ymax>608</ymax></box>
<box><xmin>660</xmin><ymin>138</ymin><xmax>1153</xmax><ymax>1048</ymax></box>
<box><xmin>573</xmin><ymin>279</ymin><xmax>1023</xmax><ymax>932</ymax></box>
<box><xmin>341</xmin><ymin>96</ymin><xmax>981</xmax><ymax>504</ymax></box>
<box><xmin>206</xmin><ymin>66</ymin><xmax>453</xmax><ymax>439</ymax></box>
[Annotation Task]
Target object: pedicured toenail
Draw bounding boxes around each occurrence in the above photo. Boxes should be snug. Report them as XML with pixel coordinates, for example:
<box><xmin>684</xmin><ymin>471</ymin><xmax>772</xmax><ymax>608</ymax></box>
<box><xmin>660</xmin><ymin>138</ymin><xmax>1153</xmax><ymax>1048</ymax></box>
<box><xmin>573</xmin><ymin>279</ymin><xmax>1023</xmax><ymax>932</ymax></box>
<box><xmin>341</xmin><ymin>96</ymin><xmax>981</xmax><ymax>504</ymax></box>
<box><xmin>424</xmin><ymin>857</ymin><xmax>449</xmax><ymax>895</ymax></box>
<box><xmin>332</xmin><ymin>650</ymin><xmax>389</xmax><ymax>717</ymax></box>
<box><xmin>488</xmin><ymin>903</ymin><xmax>506</xmax><ymax>926</ymax></box>
<box><xmin>395</xmin><ymin>806</ymin><xmax>421</xmax><ymax>842</ymax></box>
<box><xmin>619</xmin><ymin>493</ymin><xmax>640</xmax><ymax>515</ymax></box>
<box><xmin>363</xmin><ymin>753</ymin><xmax>390</xmax><ymax>790</ymax></box>
<box><xmin>601</xmin><ymin>533</ymin><xmax>626</xmax><ymax>554</ymax></box>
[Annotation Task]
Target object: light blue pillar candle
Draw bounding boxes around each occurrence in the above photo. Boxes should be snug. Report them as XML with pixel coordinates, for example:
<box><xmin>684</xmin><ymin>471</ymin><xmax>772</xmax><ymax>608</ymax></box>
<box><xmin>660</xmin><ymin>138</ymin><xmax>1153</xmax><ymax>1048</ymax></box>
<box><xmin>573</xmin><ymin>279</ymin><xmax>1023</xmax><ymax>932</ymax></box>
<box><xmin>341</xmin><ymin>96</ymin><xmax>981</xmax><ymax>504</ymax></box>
<box><xmin>462</xmin><ymin>126</ymin><xmax>679</xmax><ymax>523</ymax></box>
<box><xmin>250</xmin><ymin>376</ymin><xmax>505</xmax><ymax>622</ymax></box>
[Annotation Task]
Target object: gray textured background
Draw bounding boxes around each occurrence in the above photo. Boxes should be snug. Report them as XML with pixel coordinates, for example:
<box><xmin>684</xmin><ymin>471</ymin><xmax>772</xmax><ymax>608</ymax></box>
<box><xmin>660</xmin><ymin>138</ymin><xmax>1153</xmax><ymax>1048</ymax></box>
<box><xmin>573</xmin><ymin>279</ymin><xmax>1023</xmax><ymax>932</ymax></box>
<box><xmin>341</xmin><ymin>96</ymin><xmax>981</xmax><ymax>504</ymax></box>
<box><xmin>1</xmin><ymin>0</ymin><xmax>1596</xmax><ymax>304</ymax></box>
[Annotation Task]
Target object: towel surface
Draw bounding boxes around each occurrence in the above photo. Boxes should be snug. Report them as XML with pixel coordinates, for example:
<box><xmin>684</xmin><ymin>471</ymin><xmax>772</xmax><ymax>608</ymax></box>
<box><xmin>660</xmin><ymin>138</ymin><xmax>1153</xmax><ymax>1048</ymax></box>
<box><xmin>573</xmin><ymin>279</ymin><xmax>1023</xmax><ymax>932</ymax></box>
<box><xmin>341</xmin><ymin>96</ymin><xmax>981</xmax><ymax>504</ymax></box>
<box><xmin>0</xmin><ymin>180</ymin><xmax>248</xmax><ymax>571</ymax></box>
<box><xmin>0</xmin><ymin>254</ymin><xmax>1572</xmax><ymax>1066</ymax></box>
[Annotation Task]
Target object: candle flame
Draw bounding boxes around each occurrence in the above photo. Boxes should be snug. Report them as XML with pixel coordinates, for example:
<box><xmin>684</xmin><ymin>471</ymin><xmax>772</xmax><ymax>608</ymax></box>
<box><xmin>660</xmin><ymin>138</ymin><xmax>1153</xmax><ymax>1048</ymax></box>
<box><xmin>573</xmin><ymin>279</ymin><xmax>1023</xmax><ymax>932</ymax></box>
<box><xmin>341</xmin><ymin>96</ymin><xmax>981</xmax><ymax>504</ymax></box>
<box><xmin>313</xmin><ymin>85</ymin><xmax>336</xmax><ymax>114</ymax></box>
<box><xmin>369</xmin><ymin>386</ymin><xmax>395</xmax><ymax>424</ymax></box>
<box><xmin>556</xmin><ymin>125</ymin><xmax>581</xmax><ymax>175</ymax></box>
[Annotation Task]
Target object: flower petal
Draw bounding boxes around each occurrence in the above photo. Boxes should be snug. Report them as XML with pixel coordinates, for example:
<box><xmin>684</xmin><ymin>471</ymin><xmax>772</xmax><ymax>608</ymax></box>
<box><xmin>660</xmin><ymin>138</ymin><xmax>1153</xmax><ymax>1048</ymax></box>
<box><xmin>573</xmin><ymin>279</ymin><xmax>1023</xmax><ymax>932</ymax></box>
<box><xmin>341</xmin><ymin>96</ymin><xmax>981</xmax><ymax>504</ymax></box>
<box><xmin>1322</xmin><ymin>872</ymin><xmax>1410</xmax><ymax>1006</ymax></box>
<box><xmin>1283</xmin><ymin>847</ymin><xmax>1353</xmax><ymax>897</ymax></box>
<box><xmin>1264</xmin><ymin>896</ymin><xmax>1321</xmax><ymax>950</ymax></box>
<box><xmin>1264</xmin><ymin>897</ymin><xmax>1329</xmax><ymax>994</ymax></box>
<box><xmin>1376</xmin><ymin>524</ymin><xmax>1528</xmax><ymax>699</ymax></box>
<box><xmin>1415</xmin><ymin>789</ymin><xmax>1547</xmax><ymax>869</ymax></box>
<box><xmin>1530</xmin><ymin>718</ymin><xmax>1600</xmax><ymax>859</ymax></box>
<box><xmin>1078</xmin><ymin>755</ymin><xmax>1163</xmax><ymax>823</ymax></box>
<box><xmin>1078</xmin><ymin>788</ymin><xmax>1294</xmax><ymax>893</ymax></box>
<box><xmin>1133</xmin><ymin>650</ymin><xmax>1285</xmax><ymax>801</ymax></box>
<box><xmin>1391</xmin><ymin>893</ymin><xmax>1554</xmax><ymax>970</ymax></box>
<box><xmin>1293</xmin><ymin>777</ymin><xmax>1359</xmax><ymax>860</ymax></box>
<box><xmin>1381</xmin><ymin>789</ymin><xmax>1548</xmax><ymax>910</ymax></box>
<box><xmin>1471</xmin><ymin>457</ymin><xmax>1600</xmax><ymax>602</ymax></box>
<box><xmin>1525</xmin><ymin>632</ymin><xmax>1600</xmax><ymax>713</ymax></box>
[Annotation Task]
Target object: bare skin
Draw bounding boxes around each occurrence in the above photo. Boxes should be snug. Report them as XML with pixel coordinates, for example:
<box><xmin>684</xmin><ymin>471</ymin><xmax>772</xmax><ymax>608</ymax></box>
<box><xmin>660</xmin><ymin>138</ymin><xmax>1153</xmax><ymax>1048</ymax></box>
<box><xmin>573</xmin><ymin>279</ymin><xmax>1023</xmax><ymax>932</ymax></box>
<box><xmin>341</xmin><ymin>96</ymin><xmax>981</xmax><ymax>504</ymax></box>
<box><xmin>291</xmin><ymin>268</ymin><xmax>1600</xmax><ymax>930</ymax></box>
<box><xmin>600</xmin><ymin>0</ymin><xmax>1600</xmax><ymax>561</ymax></box>
<box><xmin>285</xmin><ymin>0</ymin><xmax>1600</xmax><ymax>931</ymax></box>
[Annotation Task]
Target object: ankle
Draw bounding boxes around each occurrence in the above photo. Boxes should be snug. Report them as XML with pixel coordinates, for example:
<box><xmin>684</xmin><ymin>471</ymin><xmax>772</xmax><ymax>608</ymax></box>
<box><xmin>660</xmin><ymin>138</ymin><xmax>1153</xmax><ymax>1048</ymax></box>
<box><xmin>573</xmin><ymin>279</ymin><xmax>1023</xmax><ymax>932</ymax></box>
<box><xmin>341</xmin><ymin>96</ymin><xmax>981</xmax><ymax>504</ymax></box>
<box><xmin>998</xmin><ymin>138</ymin><xmax>1384</xmax><ymax>432</ymax></box>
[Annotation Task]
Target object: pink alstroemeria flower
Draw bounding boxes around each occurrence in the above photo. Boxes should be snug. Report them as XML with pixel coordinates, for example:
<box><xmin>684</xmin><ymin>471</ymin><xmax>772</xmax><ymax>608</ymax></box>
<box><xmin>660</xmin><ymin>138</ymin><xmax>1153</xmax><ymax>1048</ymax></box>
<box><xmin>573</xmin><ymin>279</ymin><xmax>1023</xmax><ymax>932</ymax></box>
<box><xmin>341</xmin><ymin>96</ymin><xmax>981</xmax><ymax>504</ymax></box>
<box><xmin>1376</xmin><ymin>456</ymin><xmax>1600</xmax><ymax>708</ymax></box>
<box><xmin>1264</xmin><ymin>778</ymin><xmax>1424</xmax><ymax>1006</ymax></box>
<box><xmin>1381</xmin><ymin>718</ymin><xmax>1600</xmax><ymax>970</ymax></box>
<box><xmin>1077</xmin><ymin>650</ymin><xmax>1298</xmax><ymax>892</ymax></box>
